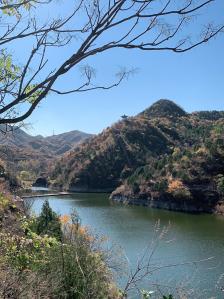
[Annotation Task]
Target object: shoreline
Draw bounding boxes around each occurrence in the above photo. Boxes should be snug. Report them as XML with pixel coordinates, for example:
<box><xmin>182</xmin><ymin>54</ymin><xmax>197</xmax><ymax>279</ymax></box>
<box><xmin>21</xmin><ymin>192</ymin><xmax>73</xmax><ymax>199</ymax></box>
<box><xmin>22</xmin><ymin>186</ymin><xmax>224</xmax><ymax>216</ymax></box>
<box><xmin>110</xmin><ymin>193</ymin><xmax>224</xmax><ymax>216</ymax></box>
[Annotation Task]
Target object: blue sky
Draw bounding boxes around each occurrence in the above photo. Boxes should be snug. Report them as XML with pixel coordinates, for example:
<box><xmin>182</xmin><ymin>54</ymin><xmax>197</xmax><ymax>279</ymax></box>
<box><xmin>19</xmin><ymin>1</ymin><xmax>224</xmax><ymax>136</ymax></box>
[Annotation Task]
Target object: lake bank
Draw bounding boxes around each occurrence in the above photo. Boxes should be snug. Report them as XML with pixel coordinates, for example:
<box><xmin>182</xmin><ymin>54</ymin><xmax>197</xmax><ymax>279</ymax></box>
<box><xmin>25</xmin><ymin>184</ymin><xmax>224</xmax><ymax>216</ymax></box>
<box><xmin>22</xmin><ymin>192</ymin><xmax>73</xmax><ymax>199</ymax></box>
<box><xmin>110</xmin><ymin>184</ymin><xmax>224</xmax><ymax>216</ymax></box>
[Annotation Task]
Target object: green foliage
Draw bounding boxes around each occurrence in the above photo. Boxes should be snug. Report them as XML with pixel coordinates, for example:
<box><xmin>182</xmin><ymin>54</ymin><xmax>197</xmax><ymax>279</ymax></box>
<box><xmin>44</xmin><ymin>240</ymin><xmax>116</xmax><ymax>298</ymax></box>
<box><xmin>0</xmin><ymin>192</ymin><xmax>10</xmax><ymax>212</ymax></box>
<box><xmin>33</xmin><ymin>200</ymin><xmax>62</xmax><ymax>241</ymax></box>
<box><xmin>0</xmin><ymin>204</ymin><xmax>119</xmax><ymax>298</ymax></box>
<box><xmin>152</xmin><ymin>179</ymin><xmax>168</xmax><ymax>192</ymax></box>
<box><xmin>0</xmin><ymin>49</ymin><xmax>41</xmax><ymax>106</ymax></box>
<box><xmin>0</xmin><ymin>228</ymin><xmax>58</xmax><ymax>270</ymax></box>
<box><xmin>1</xmin><ymin>0</ymin><xmax>33</xmax><ymax>16</ymax></box>
<box><xmin>0</xmin><ymin>50</ymin><xmax>20</xmax><ymax>81</ymax></box>
<box><xmin>24</xmin><ymin>83</ymin><xmax>42</xmax><ymax>104</ymax></box>
<box><xmin>196</xmin><ymin>111</ymin><xmax>224</xmax><ymax>121</ymax></box>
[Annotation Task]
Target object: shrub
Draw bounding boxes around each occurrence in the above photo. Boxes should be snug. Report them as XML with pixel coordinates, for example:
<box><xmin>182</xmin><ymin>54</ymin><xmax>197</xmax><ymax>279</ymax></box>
<box><xmin>0</xmin><ymin>229</ymin><xmax>58</xmax><ymax>271</ymax></box>
<box><xmin>168</xmin><ymin>179</ymin><xmax>191</xmax><ymax>199</ymax></box>
<box><xmin>168</xmin><ymin>179</ymin><xmax>184</xmax><ymax>193</ymax></box>
<box><xmin>43</xmin><ymin>231</ymin><xmax>118</xmax><ymax>298</ymax></box>
<box><xmin>0</xmin><ymin>183</ymin><xmax>13</xmax><ymax>213</ymax></box>
<box><xmin>0</xmin><ymin>204</ymin><xmax>120</xmax><ymax>299</ymax></box>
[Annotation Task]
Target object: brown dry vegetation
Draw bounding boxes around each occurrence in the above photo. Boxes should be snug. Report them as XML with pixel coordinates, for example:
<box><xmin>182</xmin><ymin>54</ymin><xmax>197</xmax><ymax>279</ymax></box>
<box><xmin>50</xmin><ymin>100</ymin><xmax>224</xmax><ymax>214</ymax></box>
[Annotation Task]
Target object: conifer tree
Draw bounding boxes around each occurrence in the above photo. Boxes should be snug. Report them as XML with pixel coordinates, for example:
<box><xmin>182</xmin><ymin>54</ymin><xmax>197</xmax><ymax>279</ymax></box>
<box><xmin>36</xmin><ymin>200</ymin><xmax>62</xmax><ymax>241</ymax></box>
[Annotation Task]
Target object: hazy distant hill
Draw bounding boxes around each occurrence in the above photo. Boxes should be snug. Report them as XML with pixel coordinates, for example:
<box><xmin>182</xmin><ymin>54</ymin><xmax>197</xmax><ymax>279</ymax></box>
<box><xmin>0</xmin><ymin>127</ymin><xmax>93</xmax><ymax>180</ymax></box>
<box><xmin>0</xmin><ymin>126</ymin><xmax>92</xmax><ymax>155</ymax></box>
<box><xmin>51</xmin><ymin>99</ymin><xmax>224</xmax><ymax>214</ymax></box>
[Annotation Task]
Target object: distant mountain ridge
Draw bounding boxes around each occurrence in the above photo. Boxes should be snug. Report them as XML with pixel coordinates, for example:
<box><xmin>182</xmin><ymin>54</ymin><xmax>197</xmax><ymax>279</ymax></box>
<box><xmin>0</xmin><ymin>127</ymin><xmax>93</xmax><ymax>181</ymax></box>
<box><xmin>0</xmin><ymin>126</ymin><xmax>92</xmax><ymax>155</ymax></box>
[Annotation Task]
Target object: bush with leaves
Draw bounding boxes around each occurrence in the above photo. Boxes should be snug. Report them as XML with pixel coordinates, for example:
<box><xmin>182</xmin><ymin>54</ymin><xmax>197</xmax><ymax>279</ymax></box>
<box><xmin>167</xmin><ymin>179</ymin><xmax>192</xmax><ymax>200</ymax></box>
<box><xmin>0</xmin><ymin>229</ymin><xmax>58</xmax><ymax>271</ymax></box>
<box><xmin>0</xmin><ymin>182</ymin><xmax>14</xmax><ymax>214</ymax></box>
<box><xmin>0</xmin><ymin>201</ymin><xmax>120</xmax><ymax>298</ymax></box>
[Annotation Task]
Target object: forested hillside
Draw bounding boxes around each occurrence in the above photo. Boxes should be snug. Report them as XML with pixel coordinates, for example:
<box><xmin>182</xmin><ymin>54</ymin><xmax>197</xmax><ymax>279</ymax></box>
<box><xmin>51</xmin><ymin>100</ymin><xmax>224</xmax><ymax>213</ymax></box>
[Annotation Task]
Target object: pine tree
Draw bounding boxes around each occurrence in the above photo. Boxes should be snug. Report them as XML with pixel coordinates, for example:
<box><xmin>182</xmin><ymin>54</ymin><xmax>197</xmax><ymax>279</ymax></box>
<box><xmin>36</xmin><ymin>200</ymin><xmax>62</xmax><ymax>241</ymax></box>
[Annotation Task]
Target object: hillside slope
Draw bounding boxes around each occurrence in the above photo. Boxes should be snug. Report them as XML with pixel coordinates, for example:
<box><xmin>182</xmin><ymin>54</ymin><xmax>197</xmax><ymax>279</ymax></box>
<box><xmin>51</xmin><ymin>99</ymin><xmax>224</xmax><ymax>214</ymax></box>
<box><xmin>0</xmin><ymin>127</ymin><xmax>92</xmax><ymax>182</ymax></box>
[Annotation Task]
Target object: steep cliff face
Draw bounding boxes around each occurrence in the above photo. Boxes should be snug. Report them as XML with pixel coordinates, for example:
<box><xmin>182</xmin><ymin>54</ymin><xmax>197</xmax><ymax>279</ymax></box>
<box><xmin>51</xmin><ymin>99</ymin><xmax>224</xmax><ymax>214</ymax></box>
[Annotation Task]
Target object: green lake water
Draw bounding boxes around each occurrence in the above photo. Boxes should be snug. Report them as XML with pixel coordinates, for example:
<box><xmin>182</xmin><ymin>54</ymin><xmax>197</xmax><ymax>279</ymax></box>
<box><xmin>31</xmin><ymin>192</ymin><xmax>224</xmax><ymax>298</ymax></box>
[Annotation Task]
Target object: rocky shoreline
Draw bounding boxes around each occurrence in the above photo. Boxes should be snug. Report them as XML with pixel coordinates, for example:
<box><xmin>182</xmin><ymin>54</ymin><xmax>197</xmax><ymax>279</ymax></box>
<box><xmin>40</xmin><ymin>182</ymin><xmax>224</xmax><ymax>216</ymax></box>
<box><xmin>110</xmin><ymin>189</ymin><xmax>224</xmax><ymax>215</ymax></box>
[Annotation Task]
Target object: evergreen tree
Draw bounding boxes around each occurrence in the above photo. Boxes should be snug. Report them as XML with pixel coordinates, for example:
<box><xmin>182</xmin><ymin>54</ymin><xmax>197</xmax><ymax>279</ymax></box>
<box><xmin>36</xmin><ymin>200</ymin><xmax>62</xmax><ymax>241</ymax></box>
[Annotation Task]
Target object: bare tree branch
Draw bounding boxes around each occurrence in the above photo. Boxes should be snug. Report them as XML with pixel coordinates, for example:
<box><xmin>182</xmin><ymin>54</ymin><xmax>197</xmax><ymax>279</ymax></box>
<box><xmin>0</xmin><ymin>0</ymin><xmax>223</xmax><ymax>126</ymax></box>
